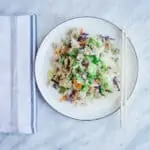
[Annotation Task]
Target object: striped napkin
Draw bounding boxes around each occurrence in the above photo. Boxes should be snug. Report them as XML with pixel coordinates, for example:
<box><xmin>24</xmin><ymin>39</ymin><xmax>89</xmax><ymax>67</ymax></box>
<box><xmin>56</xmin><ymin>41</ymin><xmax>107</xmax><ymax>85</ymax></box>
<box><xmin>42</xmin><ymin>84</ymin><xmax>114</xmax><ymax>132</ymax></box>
<box><xmin>0</xmin><ymin>15</ymin><xmax>37</xmax><ymax>133</ymax></box>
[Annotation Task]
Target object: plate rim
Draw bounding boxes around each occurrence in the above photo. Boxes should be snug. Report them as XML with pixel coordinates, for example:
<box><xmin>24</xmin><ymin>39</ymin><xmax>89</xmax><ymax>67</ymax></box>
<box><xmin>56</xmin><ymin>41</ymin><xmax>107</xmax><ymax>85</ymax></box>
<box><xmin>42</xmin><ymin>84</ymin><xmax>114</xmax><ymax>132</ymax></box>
<box><xmin>35</xmin><ymin>16</ymin><xmax>139</xmax><ymax>121</ymax></box>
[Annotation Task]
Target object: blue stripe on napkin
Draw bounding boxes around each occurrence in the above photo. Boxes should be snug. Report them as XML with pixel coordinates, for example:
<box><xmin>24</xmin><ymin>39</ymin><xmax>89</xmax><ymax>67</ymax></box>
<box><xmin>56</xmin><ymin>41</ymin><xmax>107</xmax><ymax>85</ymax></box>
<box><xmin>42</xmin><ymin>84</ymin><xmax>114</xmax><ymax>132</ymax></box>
<box><xmin>30</xmin><ymin>15</ymin><xmax>37</xmax><ymax>134</ymax></box>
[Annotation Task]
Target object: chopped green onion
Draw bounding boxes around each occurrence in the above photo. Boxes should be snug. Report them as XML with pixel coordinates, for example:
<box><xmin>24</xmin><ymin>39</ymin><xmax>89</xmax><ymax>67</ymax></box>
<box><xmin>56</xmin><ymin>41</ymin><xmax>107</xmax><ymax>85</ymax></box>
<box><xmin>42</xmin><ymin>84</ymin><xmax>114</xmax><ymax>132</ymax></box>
<box><xmin>73</xmin><ymin>48</ymin><xmax>79</xmax><ymax>55</ymax></box>
<box><xmin>67</xmin><ymin>52</ymin><xmax>76</xmax><ymax>58</ymax></box>
<box><xmin>81</xmin><ymin>84</ymin><xmax>89</xmax><ymax>92</ymax></box>
<box><xmin>48</xmin><ymin>70</ymin><xmax>54</xmax><ymax>83</ymax></box>
<box><xmin>100</xmin><ymin>85</ymin><xmax>105</xmax><ymax>96</ymax></box>
<box><xmin>59</xmin><ymin>86</ymin><xmax>67</xmax><ymax>93</ymax></box>
<box><xmin>88</xmin><ymin>37</ymin><xmax>102</xmax><ymax>48</ymax></box>
<box><xmin>88</xmin><ymin>79</ymin><xmax>94</xmax><ymax>84</ymax></box>
<box><xmin>85</xmin><ymin>55</ymin><xmax>100</xmax><ymax>64</ymax></box>
<box><xmin>87</xmin><ymin>63</ymin><xmax>97</xmax><ymax>75</ymax></box>
<box><xmin>111</xmin><ymin>48</ymin><xmax>119</xmax><ymax>55</ymax></box>
<box><xmin>88</xmin><ymin>73</ymin><xmax>97</xmax><ymax>79</ymax></box>
<box><xmin>101</xmin><ymin>63</ymin><xmax>108</xmax><ymax>72</ymax></box>
<box><xmin>60</xmin><ymin>56</ymin><xmax>65</xmax><ymax>64</ymax></box>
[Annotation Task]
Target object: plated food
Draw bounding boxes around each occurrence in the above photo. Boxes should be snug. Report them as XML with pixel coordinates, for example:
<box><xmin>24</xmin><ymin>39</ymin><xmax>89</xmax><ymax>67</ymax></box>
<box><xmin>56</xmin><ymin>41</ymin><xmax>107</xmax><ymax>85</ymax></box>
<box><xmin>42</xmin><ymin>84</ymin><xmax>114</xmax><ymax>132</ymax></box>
<box><xmin>35</xmin><ymin>17</ymin><xmax>138</xmax><ymax>120</ymax></box>
<box><xmin>48</xmin><ymin>28</ymin><xmax>120</xmax><ymax>104</ymax></box>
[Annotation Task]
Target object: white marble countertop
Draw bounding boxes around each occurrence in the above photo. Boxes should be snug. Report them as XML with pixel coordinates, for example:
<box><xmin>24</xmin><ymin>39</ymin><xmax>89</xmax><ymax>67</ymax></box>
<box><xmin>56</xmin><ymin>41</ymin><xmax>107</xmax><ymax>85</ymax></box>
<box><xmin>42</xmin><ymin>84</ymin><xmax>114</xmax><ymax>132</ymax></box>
<box><xmin>0</xmin><ymin>0</ymin><xmax>150</xmax><ymax>150</ymax></box>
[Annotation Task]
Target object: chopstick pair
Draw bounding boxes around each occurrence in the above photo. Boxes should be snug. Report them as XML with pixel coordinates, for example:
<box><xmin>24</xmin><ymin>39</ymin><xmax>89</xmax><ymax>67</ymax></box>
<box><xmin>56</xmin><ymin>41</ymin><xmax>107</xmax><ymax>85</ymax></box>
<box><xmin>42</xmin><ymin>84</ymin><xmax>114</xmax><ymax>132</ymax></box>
<box><xmin>120</xmin><ymin>27</ymin><xmax>127</xmax><ymax>129</ymax></box>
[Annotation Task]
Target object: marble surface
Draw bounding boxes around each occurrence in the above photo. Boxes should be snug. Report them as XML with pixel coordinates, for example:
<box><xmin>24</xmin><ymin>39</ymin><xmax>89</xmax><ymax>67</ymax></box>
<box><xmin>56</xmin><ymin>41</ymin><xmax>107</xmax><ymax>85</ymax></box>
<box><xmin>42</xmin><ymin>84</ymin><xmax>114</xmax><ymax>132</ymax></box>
<box><xmin>0</xmin><ymin>0</ymin><xmax>150</xmax><ymax>149</ymax></box>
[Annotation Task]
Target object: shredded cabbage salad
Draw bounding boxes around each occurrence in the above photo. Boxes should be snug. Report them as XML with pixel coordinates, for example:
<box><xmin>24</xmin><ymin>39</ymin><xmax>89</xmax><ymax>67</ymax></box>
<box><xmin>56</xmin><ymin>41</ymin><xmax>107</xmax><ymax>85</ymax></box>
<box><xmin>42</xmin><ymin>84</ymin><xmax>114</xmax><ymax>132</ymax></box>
<box><xmin>48</xmin><ymin>28</ymin><xmax>120</xmax><ymax>104</ymax></box>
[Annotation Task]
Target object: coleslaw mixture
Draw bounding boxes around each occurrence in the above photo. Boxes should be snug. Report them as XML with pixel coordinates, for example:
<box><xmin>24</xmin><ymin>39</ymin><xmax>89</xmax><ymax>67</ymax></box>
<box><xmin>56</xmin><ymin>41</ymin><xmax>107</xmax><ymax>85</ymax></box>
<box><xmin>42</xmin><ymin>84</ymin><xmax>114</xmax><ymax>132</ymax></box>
<box><xmin>48</xmin><ymin>28</ymin><xmax>120</xmax><ymax>104</ymax></box>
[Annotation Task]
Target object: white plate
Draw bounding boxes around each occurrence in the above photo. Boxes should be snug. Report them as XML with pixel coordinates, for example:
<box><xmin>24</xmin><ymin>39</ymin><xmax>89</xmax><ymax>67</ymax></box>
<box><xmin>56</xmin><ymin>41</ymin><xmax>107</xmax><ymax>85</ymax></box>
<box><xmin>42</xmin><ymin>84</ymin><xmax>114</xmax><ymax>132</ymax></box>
<box><xmin>35</xmin><ymin>17</ymin><xmax>138</xmax><ymax>120</ymax></box>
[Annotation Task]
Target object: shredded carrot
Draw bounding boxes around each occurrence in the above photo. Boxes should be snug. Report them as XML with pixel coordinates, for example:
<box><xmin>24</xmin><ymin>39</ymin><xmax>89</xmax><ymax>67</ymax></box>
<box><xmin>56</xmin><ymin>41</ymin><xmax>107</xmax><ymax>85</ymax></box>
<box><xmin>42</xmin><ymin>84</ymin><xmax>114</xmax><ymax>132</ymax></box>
<box><xmin>76</xmin><ymin>83</ymin><xmax>82</xmax><ymax>90</ymax></box>
<box><xmin>80</xmin><ymin>28</ymin><xmax>84</xmax><ymax>34</ymax></box>
<box><xmin>60</xmin><ymin>95</ymin><xmax>68</xmax><ymax>101</ymax></box>
<box><xmin>73</xmin><ymin>80</ymin><xmax>83</xmax><ymax>90</ymax></box>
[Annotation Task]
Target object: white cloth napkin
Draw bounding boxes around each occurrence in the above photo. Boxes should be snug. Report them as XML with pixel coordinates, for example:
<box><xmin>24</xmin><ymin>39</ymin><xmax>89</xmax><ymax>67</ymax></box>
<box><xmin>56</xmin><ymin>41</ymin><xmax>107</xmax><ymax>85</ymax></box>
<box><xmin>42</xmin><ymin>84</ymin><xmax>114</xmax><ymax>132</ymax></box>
<box><xmin>0</xmin><ymin>15</ymin><xmax>37</xmax><ymax>133</ymax></box>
